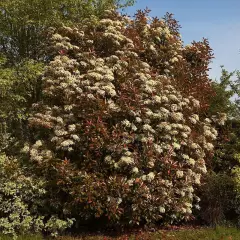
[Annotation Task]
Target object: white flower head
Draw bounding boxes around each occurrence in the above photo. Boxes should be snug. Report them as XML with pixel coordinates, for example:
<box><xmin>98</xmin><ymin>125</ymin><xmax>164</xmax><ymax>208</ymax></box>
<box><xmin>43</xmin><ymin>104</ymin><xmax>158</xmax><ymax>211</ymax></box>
<box><xmin>61</xmin><ymin>140</ymin><xmax>74</xmax><ymax>147</ymax></box>
<box><xmin>56</xmin><ymin>117</ymin><xmax>64</xmax><ymax>124</ymax></box>
<box><xmin>159</xmin><ymin>207</ymin><xmax>165</xmax><ymax>213</ymax></box>
<box><xmin>131</xmin><ymin>124</ymin><xmax>137</xmax><ymax>131</ymax></box>
<box><xmin>135</xmin><ymin>117</ymin><xmax>142</xmax><ymax>123</ymax></box>
<box><xmin>171</xmin><ymin>112</ymin><xmax>183</xmax><ymax>122</ymax></box>
<box><xmin>176</xmin><ymin>170</ymin><xmax>184</xmax><ymax>178</ymax></box>
<box><xmin>192</xmin><ymin>99</ymin><xmax>200</xmax><ymax>108</ymax></box>
<box><xmin>187</xmin><ymin>158</ymin><xmax>195</xmax><ymax>166</ymax></box>
<box><xmin>68</xmin><ymin>124</ymin><xmax>76</xmax><ymax>132</ymax></box>
<box><xmin>132</xmin><ymin>167</ymin><xmax>139</xmax><ymax>174</ymax></box>
<box><xmin>72</xmin><ymin>134</ymin><xmax>80</xmax><ymax>141</ymax></box>
<box><xmin>120</xmin><ymin>156</ymin><xmax>134</xmax><ymax>165</ymax></box>
<box><xmin>22</xmin><ymin>145</ymin><xmax>30</xmax><ymax>153</ymax></box>
<box><xmin>194</xmin><ymin>174</ymin><xmax>201</xmax><ymax>185</ymax></box>
<box><xmin>33</xmin><ymin>140</ymin><xmax>43</xmax><ymax>148</ymax></box>
<box><xmin>122</xmin><ymin>119</ymin><xmax>131</xmax><ymax>127</ymax></box>
<box><xmin>147</xmin><ymin>172</ymin><xmax>155</xmax><ymax>181</ymax></box>
<box><xmin>173</xmin><ymin>142</ymin><xmax>181</xmax><ymax>150</ymax></box>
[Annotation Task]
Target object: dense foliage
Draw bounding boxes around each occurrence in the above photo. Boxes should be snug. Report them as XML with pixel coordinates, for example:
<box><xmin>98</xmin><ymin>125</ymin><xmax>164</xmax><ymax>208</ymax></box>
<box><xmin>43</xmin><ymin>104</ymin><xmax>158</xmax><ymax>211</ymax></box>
<box><xmin>199</xmin><ymin>68</ymin><xmax>240</xmax><ymax>226</ymax></box>
<box><xmin>0</xmin><ymin>154</ymin><xmax>74</xmax><ymax>239</ymax></box>
<box><xmin>0</xmin><ymin>0</ymin><xmax>135</xmax><ymax>61</ymax></box>
<box><xmin>0</xmin><ymin>55</ymin><xmax>43</xmax><ymax>154</ymax></box>
<box><xmin>1</xmin><ymin>0</ymin><xmax>240</xmax><ymax>238</ymax></box>
<box><xmin>0</xmin><ymin>0</ymin><xmax>135</xmax><ymax>156</ymax></box>
<box><xmin>25</xmin><ymin>9</ymin><xmax>224</xmax><ymax>228</ymax></box>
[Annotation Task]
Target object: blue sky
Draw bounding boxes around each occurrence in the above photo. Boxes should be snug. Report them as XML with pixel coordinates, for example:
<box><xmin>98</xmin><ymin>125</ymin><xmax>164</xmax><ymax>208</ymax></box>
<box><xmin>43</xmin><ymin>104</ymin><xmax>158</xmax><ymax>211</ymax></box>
<box><xmin>123</xmin><ymin>0</ymin><xmax>240</xmax><ymax>79</ymax></box>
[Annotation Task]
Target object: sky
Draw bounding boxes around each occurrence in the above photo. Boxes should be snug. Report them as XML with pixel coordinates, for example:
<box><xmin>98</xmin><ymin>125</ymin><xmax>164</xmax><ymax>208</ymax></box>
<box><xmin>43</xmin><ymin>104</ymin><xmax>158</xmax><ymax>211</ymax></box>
<box><xmin>123</xmin><ymin>0</ymin><xmax>240</xmax><ymax>80</ymax></box>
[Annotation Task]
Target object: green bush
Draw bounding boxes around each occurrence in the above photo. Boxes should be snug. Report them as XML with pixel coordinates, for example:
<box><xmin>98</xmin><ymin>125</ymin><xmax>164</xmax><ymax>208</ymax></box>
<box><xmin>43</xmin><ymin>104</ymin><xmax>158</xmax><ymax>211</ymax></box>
<box><xmin>232</xmin><ymin>165</ymin><xmax>240</xmax><ymax>226</ymax></box>
<box><xmin>0</xmin><ymin>154</ymin><xmax>73</xmax><ymax>239</ymax></box>
<box><xmin>198</xmin><ymin>172</ymin><xmax>236</xmax><ymax>226</ymax></box>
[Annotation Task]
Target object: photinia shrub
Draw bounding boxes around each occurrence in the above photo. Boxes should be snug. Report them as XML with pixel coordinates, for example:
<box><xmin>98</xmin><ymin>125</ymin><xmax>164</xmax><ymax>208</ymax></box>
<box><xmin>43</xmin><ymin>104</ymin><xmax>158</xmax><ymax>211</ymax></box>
<box><xmin>27</xmin><ymin>9</ymin><xmax>225</xmax><ymax>227</ymax></box>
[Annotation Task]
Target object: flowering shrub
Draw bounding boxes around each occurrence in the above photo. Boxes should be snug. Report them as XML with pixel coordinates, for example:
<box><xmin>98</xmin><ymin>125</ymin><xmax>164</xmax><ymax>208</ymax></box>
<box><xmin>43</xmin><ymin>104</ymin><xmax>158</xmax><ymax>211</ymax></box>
<box><xmin>28</xmin><ymin>9</ymin><xmax>222</xmax><ymax>227</ymax></box>
<box><xmin>0</xmin><ymin>154</ymin><xmax>73</xmax><ymax>239</ymax></box>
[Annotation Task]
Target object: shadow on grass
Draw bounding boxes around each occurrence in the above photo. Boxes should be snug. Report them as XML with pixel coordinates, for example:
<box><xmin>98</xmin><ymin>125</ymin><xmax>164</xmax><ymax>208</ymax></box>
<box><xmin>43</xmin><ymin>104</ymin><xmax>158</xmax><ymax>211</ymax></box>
<box><xmin>1</xmin><ymin>226</ymin><xmax>239</xmax><ymax>240</ymax></box>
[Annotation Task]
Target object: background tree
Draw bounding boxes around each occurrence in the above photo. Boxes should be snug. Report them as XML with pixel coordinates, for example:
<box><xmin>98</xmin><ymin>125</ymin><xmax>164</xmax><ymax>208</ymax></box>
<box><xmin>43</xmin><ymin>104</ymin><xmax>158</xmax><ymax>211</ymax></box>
<box><xmin>0</xmin><ymin>0</ymin><xmax>135</xmax><ymax>62</ymax></box>
<box><xmin>0</xmin><ymin>55</ymin><xmax>43</xmax><ymax>153</ymax></box>
<box><xmin>199</xmin><ymin>67</ymin><xmax>240</xmax><ymax>226</ymax></box>
<box><xmin>208</xmin><ymin>67</ymin><xmax>240</xmax><ymax>172</ymax></box>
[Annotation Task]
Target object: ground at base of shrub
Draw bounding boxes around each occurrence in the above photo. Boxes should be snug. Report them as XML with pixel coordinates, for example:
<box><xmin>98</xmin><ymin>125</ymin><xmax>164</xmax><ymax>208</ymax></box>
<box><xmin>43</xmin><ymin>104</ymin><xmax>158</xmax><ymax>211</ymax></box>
<box><xmin>56</xmin><ymin>226</ymin><xmax>240</xmax><ymax>240</ymax></box>
<box><xmin>1</xmin><ymin>226</ymin><xmax>239</xmax><ymax>240</ymax></box>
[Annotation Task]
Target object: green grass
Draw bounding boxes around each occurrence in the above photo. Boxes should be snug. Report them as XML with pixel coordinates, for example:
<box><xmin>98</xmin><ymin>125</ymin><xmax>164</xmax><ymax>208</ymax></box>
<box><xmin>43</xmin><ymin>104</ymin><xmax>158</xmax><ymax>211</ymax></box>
<box><xmin>154</xmin><ymin>226</ymin><xmax>240</xmax><ymax>240</ymax></box>
<box><xmin>1</xmin><ymin>226</ymin><xmax>240</xmax><ymax>240</ymax></box>
<box><xmin>56</xmin><ymin>226</ymin><xmax>240</xmax><ymax>240</ymax></box>
<box><xmin>0</xmin><ymin>234</ymin><xmax>43</xmax><ymax>240</ymax></box>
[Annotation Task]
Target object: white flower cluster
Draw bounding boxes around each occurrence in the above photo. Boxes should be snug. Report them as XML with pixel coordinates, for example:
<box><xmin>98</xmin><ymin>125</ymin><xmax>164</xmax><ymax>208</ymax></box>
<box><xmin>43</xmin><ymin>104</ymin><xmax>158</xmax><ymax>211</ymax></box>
<box><xmin>119</xmin><ymin>151</ymin><xmax>134</xmax><ymax>165</ymax></box>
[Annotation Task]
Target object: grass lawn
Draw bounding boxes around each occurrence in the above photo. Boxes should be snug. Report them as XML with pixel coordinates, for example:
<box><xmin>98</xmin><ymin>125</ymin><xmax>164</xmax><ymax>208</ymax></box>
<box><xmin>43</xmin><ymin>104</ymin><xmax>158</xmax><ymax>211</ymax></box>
<box><xmin>0</xmin><ymin>235</ymin><xmax>43</xmax><ymax>240</ymax></box>
<box><xmin>56</xmin><ymin>226</ymin><xmax>240</xmax><ymax>240</ymax></box>
<box><xmin>1</xmin><ymin>226</ymin><xmax>239</xmax><ymax>240</ymax></box>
